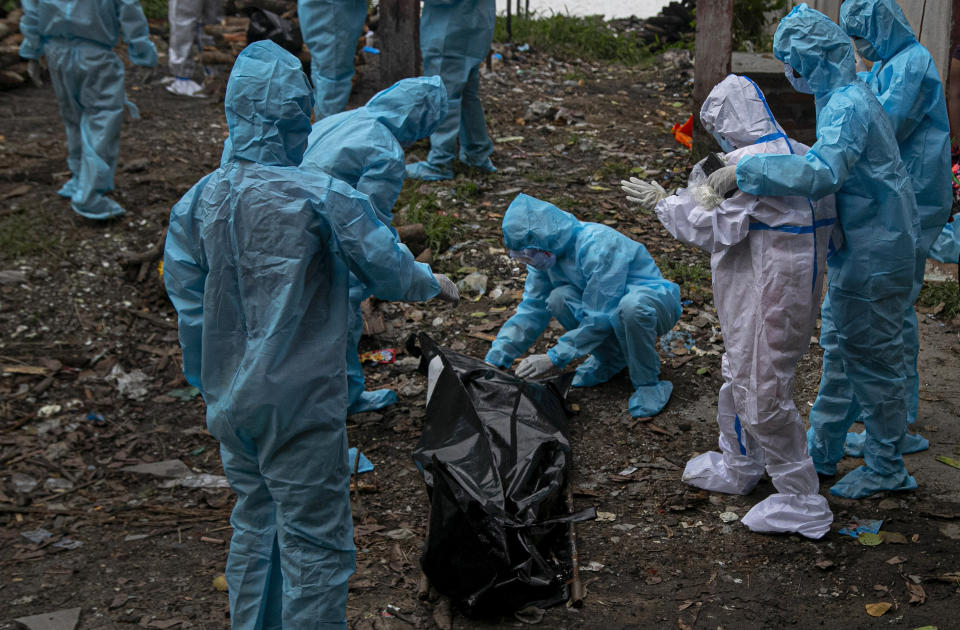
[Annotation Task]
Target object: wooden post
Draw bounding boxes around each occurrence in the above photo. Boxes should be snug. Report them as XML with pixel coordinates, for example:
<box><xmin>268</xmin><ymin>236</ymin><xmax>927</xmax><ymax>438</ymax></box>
<box><xmin>377</xmin><ymin>0</ymin><xmax>421</xmax><ymax>87</ymax></box>
<box><xmin>507</xmin><ymin>0</ymin><xmax>512</xmax><ymax>42</ymax></box>
<box><xmin>692</xmin><ymin>0</ymin><xmax>733</xmax><ymax>161</ymax></box>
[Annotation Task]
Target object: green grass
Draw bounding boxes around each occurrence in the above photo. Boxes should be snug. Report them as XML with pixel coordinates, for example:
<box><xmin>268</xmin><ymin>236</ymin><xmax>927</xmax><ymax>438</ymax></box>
<box><xmin>494</xmin><ymin>12</ymin><xmax>654</xmax><ymax>65</ymax></box>
<box><xmin>658</xmin><ymin>260</ymin><xmax>713</xmax><ymax>302</ymax></box>
<box><xmin>918</xmin><ymin>281</ymin><xmax>960</xmax><ymax>320</ymax></box>
<box><xmin>396</xmin><ymin>183</ymin><xmax>461</xmax><ymax>254</ymax></box>
<box><xmin>594</xmin><ymin>159</ymin><xmax>632</xmax><ymax>182</ymax></box>
<box><xmin>0</xmin><ymin>212</ymin><xmax>57</xmax><ymax>259</ymax></box>
<box><xmin>140</xmin><ymin>0</ymin><xmax>167</xmax><ymax>19</ymax></box>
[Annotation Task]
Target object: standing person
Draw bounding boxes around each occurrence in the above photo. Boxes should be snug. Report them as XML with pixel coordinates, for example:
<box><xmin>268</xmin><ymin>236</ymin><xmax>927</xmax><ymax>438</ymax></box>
<box><xmin>837</xmin><ymin>0</ymin><xmax>952</xmax><ymax>457</ymax></box>
<box><xmin>18</xmin><ymin>0</ymin><xmax>157</xmax><ymax>220</ymax></box>
<box><xmin>163</xmin><ymin>41</ymin><xmax>458</xmax><ymax>629</ymax></box>
<box><xmin>297</xmin><ymin>0</ymin><xmax>367</xmax><ymax>119</ymax></box>
<box><xmin>301</xmin><ymin>76</ymin><xmax>448</xmax><ymax>414</ymax></box>
<box><xmin>484</xmin><ymin>194</ymin><xmax>681</xmax><ymax>418</ymax></box>
<box><xmin>405</xmin><ymin>0</ymin><xmax>496</xmax><ymax>181</ymax></box>
<box><xmin>624</xmin><ymin>75</ymin><xmax>836</xmax><ymax>538</ymax></box>
<box><xmin>167</xmin><ymin>0</ymin><xmax>222</xmax><ymax>96</ymax></box>
<box><xmin>706</xmin><ymin>4</ymin><xmax>919</xmax><ymax>499</ymax></box>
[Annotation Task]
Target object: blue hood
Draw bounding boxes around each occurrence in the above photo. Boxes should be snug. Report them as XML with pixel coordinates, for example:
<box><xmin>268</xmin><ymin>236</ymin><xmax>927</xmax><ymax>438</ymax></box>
<box><xmin>774</xmin><ymin>4</ymin><xmax>857</xmax><ymax>96</ymax></box>
<box><xmin>364</xmin><ymin>76</ymin><xmax>449</xmax><ymax>146</ymax></box>
<box><xmin>224</xmin><ymin>41</ymin><xmax>314</xmax><ymax>166</ymax></box>
<box><xmin>502</xmin><ymin>194</ymin><xmax>582</xmax><ymax>255</ymax></box>
<box><xmin>840</xmin><ymin>0</ymin><xmax>917</xmax><ymax>60</ymax></box>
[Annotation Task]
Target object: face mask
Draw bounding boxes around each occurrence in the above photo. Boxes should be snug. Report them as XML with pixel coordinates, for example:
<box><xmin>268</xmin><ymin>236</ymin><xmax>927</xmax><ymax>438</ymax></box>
<box><xmin>783</xmin><ymin>63</ymin><xmax>814</xmax><ymax>94</ymax></box>
<box><xmin>509</xmin><ymin>248</ymin><xmax>557</xmax><ymax>271</ymax></box>
<box><xmin>852</xmin><ymin>37</ymin><xmax>880</xmax><ymax>62</ymax></box>
<box><xmin>712</xmin><ymin>133</ymin><xmax>736</xmax><ymax>153</ymax></box>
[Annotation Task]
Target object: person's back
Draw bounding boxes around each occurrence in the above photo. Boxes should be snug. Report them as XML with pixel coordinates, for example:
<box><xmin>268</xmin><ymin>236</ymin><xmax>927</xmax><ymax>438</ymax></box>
<box><xmin>842</xmin><ymin>0</ymin><xmax>951</xmax><ymax>242</ymax></box>
<box><xmin>163</xmin><ymin>41</ymin><xmax>447</xmax><ymax>629</ymax></box>
<box><xmin>838</xmin><ymin>0</ymin><xmax>950</xmax><ymax>456</ymax></box>
<box><xmin>19</xmin><ymin>0</ymin><xmax>156</xmax><ymax>219</ymax></box>
<box><xmin>302</xmin><ymin>76</ymin><xmax>448</xmax><ymax>226</ymax></box>
<box><xmin>20</xmin><ymin>0</ymin><xmax>155</xmax><ymax>54</ymax></box>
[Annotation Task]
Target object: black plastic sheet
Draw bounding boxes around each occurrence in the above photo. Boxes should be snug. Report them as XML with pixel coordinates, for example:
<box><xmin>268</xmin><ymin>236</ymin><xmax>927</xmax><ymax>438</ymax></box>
<box><xmin>413</xmin><ymin>334</ymin><xmax>595</xmax><ymax>616</ymax></box>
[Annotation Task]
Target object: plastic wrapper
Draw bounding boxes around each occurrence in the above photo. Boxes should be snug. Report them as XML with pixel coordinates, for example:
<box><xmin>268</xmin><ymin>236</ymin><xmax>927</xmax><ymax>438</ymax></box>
<box><xmin>412</xmin><ymin>334</ymin><xmax>595</xmax><ymax>616</ymax></box>
<box><xmin>688</xmin><ymin>152</ymin><xmax>727</xmax><ymax>210</ymax></box>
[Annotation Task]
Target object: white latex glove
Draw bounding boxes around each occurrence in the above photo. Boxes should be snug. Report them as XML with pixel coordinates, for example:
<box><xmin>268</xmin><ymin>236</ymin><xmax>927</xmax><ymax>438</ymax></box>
<box><xmin>515</xmin><ymin>353</ymin><xmax>555</xmax><ymax>379</ymax></box>
<box><xmin>620</xmin><ymin>177</ymin><xmax>668</xmax><ymax>210</ymax></box>
<box><xmin>433</xmin><ymin>273</ymin><xmax>460</xmax><ymax>306</ymax></box>
<box><xmin>706</xmin><ymin>165</ymin><xmax>739</xmax><ymax>197</ymax></box>
<box><xmin>27</xmin><ymin>59</ymin><xmax>43</xmax><ymax>87</ymax></box>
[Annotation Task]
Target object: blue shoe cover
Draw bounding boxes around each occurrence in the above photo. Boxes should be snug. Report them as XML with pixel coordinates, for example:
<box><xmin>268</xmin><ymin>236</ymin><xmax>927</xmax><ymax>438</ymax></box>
<box><xmin>845</xmin><ymin>430</ymin><xmax>929</xmax><ymax>457</ymax></box>
<box><xmin>628</xmin><ymin>380</ymin><xmax>672</xmax><ymax>417</ymax></box>
<box><xmin>58</xmin><ymin>179</ymin><xmax>78</xmax><ymax>199</ymax></box>
<box><xmin>572</xmin><ymin>355</ymin><xmax>625</xmax><ymax>387</ymax></box>
<box><xmin>806</xmin><ymin>426</ymin><xmax>838</xmax><ymax>476</ymax></box>
<box><xmin>347</xmin><ymin>388</ymin><xmax>398</xmax><ymax>415</ymax></box>
<box><xmin>72</xmin><ymin>196</ymin><xmax>125</xmax><ymax>220</ymax></box>
<box><xmin>900</xmin><ymin>431</ymin><xmax>929</xmax><ymax>454</ymax></box>
<box><xmin>405</xmin><ymin>160</ymin><xmax>453</xmax><ymax>181</ymax></box>
<box><xmin>829</xmin><ymin>465</ymin><xmax>917</xmax><ymax>499</ymax></box>
<box><xmin>462</xmin><ymin>157</ymin><xmax>497</xmax><ymax>173</ymax></box>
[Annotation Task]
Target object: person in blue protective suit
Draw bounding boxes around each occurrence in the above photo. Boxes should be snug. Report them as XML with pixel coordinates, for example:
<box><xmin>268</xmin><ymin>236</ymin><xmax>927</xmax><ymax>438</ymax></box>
<box><xmin>298</xmin><ymin>0</ymin><xmax>367</xmax><ymax>119</ymax></box>
<box><xmin>405</xmin><ymin>0</ymin><xmax>496</xmax><ymax>181</ymax></box>
<box><xmin>838</xmin><ymin>0</ymin><xmax>952</xmax><ymax>459</ymax></box>
<box><xmin>484</xmin><ymin>193</ymin><xmax>682</xmax><ymax>417</ymax></box>
<box><xmin>706</xmin><ymin>3</ymin><xmax>920</xmax><ymax>499</ymax></box>
<box><xmin>163</xmin><ymin>41</ymin><xmax>458</xmax><ymax>629</ymax></box>
<box><xmin>300</xmin><ymin>76</ymin><xmax>449</xmax><ymax>414</ymax></box>
<box><xmin>623</xmin><ymin>74</ymin><xmax>837</xmax><ymax>538</ymax></box>
<box><xmin>18</xmin><ymin>0</ymin><xmax>157</xmax><ymax>220</ymax></box>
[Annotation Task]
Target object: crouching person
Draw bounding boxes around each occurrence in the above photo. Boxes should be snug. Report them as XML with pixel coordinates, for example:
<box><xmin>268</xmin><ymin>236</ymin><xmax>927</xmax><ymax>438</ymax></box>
<box><xmin>485</xmin><ymin>193</ymin><xmax>681</xmax><ymax>417</ymax></box>
<box><xmin>623</xmin><ymin>74</ymin><xmax>836</xmax><ymax>538</ymax></box>
<box><xmin>163</xmin><ymin>41</ymin><xmax>458</xmax><ymax>629</ymax></box>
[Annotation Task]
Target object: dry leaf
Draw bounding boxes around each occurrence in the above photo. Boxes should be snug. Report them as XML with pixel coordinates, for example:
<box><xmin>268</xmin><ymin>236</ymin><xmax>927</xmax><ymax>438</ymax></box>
<box><xmin>873</xmin><ymin>584</ymin><xmax>890</xmax><ymax>593</ymax></box>
<box><xmin>865</xmin><ymin>602</ymin><xmax>892</xmax><ymax>617</ymax></box>
<box><xmin>886</xmin><ymin>555</ymin><xmax>907</xmax><ymax>565</ymax></box>
<box><xmin>880</xmin><ymin>531</ymin><xmax>908</xmax><ymax>544</ymax></box>
<box><xmin>906</xmin><ymin>581</ymin><xmax>926</xmax><ymax>604</ymax></box>
<box><xmin>815</xmin><ymin>560</ymin><xmax>835</xmax><ymax>570</ymax></box>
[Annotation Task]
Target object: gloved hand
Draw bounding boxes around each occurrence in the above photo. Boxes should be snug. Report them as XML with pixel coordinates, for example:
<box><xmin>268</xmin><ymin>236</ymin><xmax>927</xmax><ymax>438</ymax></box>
<box><xmin>27</xmin><ymin>59</ymin><xmax>43</xmax><ymax>87</ymax></box>
<box><xmin>515</xmin><ymin>353</ymin><xmax>555</xmax><ymax>379</ymax></box>
<box><xmin>433</xmin><ymin>273</ymin><xmax>460</xmax><ymax>306</ymax></box>
<box><xmin>706</xmin><ymin>165</ymin><xmax>739</xmax><ymax>197</ymax></box>
<box><xmin>620</xmin><ymin>177</ymin><xmax>668</xmax><ymax>210</ymax></box>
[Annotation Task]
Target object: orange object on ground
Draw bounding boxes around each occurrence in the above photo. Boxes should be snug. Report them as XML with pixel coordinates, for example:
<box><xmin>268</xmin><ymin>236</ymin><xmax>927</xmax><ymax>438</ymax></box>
<box><xmin>672</xmin><ymin>114</ymin><xmax>693</xmax><ymax>148</ymax></box>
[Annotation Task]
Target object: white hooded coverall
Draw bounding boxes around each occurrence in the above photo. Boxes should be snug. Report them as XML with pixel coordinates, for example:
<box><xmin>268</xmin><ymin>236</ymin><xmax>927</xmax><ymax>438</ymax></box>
<box><xmin>654</xmin><ymin>75</ymin><xmax>837</xmax><ymax>539</ymax></box>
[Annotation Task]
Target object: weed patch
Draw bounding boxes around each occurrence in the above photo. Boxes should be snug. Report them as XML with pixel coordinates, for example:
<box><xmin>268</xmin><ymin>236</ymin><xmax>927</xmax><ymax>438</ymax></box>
<box><xmin>397</xmin><ymin>183</ymin><xmax>461</xmax><ymax>254</ymax></box>
<box><xmin>918</xmin><ymin>281</ymin><xmax>960</xmax><ymax>320</ymax></box>
<box><xmin>0</xmin><ymin>212</ymin><xmax>57</xmax><ymax>260</ymax></box>
<box><xmin>495</xmin><ymin>13</ymin><xmax>653</xmax><ymax>65</ymax></box>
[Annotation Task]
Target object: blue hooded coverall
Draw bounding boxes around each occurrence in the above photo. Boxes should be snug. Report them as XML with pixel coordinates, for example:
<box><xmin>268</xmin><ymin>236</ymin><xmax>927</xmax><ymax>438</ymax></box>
<box><xmin>485</xmin><ymin>194</ymin><xmax>682</xmax><ymax>417</ymax></box>
<box><xmin>19</xmin><ymin>0</ymin><xmax>157</xmax><ymax>220</ymax></box>
<box><xmin>301</xmin><ymin>76</ymin><xmax>448</xmax><ymax>414</ymax></box>
<box><xmin>838</xmin><ymin>0</ymin><xmax>952</xmax><ymax>458</ymax></box>
<box><xmin>735</xmin><ymin>4</ymin><xmax>919</xmax><ymax>499</ymax></box>
<box><xmin>163</xmin><ymin>41</ymin><xmax>441</xmax><ymax>629</ymax></box>
<box><xmin>297</xmin><ymin>0</ymin><xmax>367</xmax><ymax>119</ymax></box>
<box><xmin>405</xmin><ymin>0</ymin><xmax>496</xmax><ymax>181</ymax></box>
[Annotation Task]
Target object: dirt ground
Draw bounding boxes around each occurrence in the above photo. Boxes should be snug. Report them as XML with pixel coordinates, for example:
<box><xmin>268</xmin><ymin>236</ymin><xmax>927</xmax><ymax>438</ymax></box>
<box><xmin>1</xmin><ymin>39</ymin><xmax>959</xmax><ymax>630</ymax></box>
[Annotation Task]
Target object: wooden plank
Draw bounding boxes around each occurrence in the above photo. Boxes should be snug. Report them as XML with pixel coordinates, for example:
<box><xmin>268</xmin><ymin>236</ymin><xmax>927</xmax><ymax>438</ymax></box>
<box><xmin>897</xmin><ymin>0</ymin><xmax>924</xmax><ymax>34</ymax></box>
<box><xmin>377</xmin><ymin>0</ymin><xmax>421</xmax><ymax>86</ymax></box>
<box><xmin>692</xmin><ymin>0</ymin><xmax>733</xmax><ymax>160</ymax></box>
<box><xmin>917</xmin><ymin>0</ymin><xmax>952</xmax><ymax>89</ymax></box>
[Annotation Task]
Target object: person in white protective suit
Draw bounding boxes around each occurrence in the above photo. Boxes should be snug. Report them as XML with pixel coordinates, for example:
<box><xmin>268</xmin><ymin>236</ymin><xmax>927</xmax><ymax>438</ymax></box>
<box><xmin>621</xmin><ymin>75</ymin><xmax>837</xmax><ymax>539</ymax></box>
<box><xmin>167</xmin><ymin>0</ymin><xmax>222</xmax><ymax>96</ymax></box>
